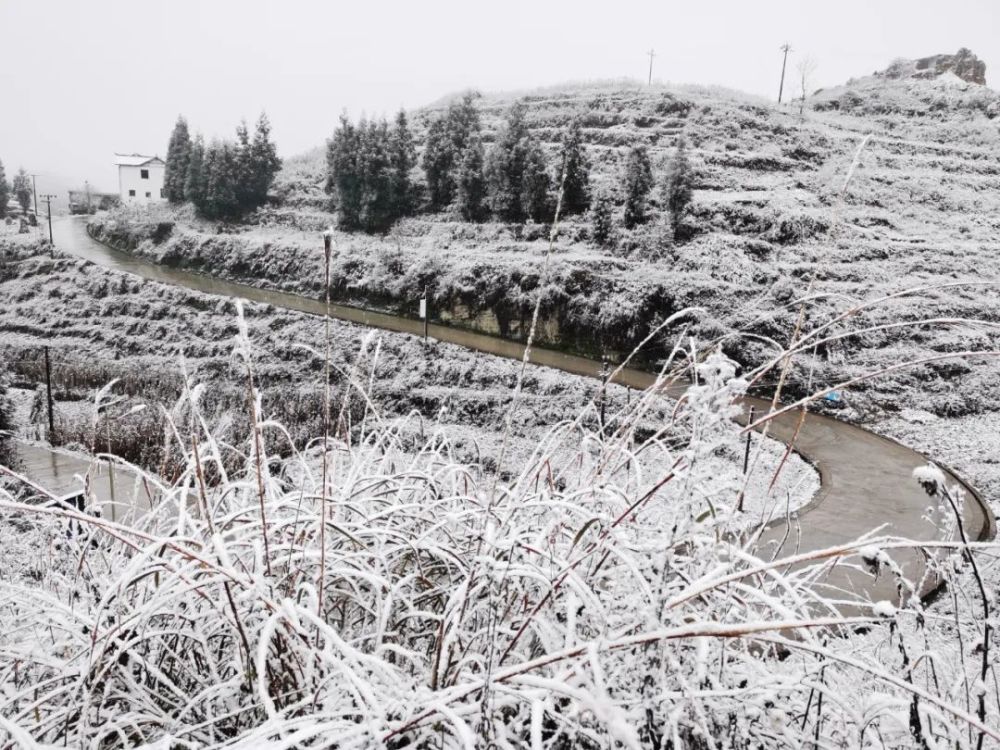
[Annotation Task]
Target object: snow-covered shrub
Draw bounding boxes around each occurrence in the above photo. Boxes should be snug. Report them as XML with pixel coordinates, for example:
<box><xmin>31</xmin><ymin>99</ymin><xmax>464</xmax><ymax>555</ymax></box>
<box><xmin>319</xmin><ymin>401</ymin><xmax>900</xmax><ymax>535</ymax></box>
<box><xmin>766</xmin><ymin>210</ymin><xmax>830</xmax><ymax>246</ymax></box>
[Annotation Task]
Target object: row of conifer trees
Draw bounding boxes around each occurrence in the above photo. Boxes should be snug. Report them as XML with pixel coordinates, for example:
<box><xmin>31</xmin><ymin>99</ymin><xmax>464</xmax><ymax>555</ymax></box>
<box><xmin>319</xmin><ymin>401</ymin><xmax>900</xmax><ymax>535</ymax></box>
<box><xmin>163</xmin><ymin>96</ymin><xmax>692</xmax><ymax>239</ymax></box>
<box><xmin>324</xmin><ymin>94</ymin><xmax>594</xmax><ymax>233</ymax></box>
<box><xmin>324</xmin><ymin>94</ymin><xmax>693</xmax><ymax>239</ymax></box>
<box><xmin>164</xmin><ymin>115</ymin><xmax>281</xmax><ymax>220</ymax></box>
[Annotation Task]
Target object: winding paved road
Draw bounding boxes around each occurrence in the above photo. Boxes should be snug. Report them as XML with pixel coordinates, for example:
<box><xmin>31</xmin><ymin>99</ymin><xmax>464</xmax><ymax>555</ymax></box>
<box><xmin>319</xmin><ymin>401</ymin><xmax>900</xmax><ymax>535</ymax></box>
<box><xmin>33</xmin><ymin>216</ymin><xmax>995</xmax><ymax>607</ymax></box>
<box><xmin>13</xmin><ymin>441</ymin><xmax>151</xmax><ymax>523</ymax></box>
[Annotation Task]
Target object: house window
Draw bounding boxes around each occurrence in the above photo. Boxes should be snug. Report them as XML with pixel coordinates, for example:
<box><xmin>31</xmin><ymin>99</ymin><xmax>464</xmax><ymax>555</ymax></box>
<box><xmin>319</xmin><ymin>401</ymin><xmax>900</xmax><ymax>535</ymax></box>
<box><xmin>145</xmin><ymin>192</ymin><xmax>152</xmax><ymax>199</ymax></box>
<box><xmin>160</xmin><ymin>188</ymin><xmax>166</xmax><ymax>198</ymax></box>
<box><xmin>128</xmin><ymin>189</ymin><xmax>136</xmax><ymax>197</ymax></box>
<box><xmin>140</xmin><ymin>169</ymin><xmax>149</xmax><ymax>179</ymax></box>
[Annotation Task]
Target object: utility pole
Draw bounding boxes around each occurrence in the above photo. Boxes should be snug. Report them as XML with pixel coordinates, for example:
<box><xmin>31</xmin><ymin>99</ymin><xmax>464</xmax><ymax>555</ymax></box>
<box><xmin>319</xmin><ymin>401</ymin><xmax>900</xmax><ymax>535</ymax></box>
<box><xmin>29</xmin><ymin>174</ymin><xmax>39</xmax><ymax>216</ymax></box>
<box><xmin>646</xmin><ymin>49</ymin><xmax>656</xmax><ymax>85</ymax></box>
<box><xmin>40</xmin><ymin>194</ymin><xmax>57</xmax><ymax>254</ymax></box>
<box><xmin>85</xmin><ymin>180</ymin><xmax>92</xmax><ymax>214</ymax></box>
<box><xmin>44</xmin><ymin>347</ymin><xmax>55</xmax><ymax>440</ymax></box>
<box><xmin>778</xmin><ymin>43</ymin><xmax>792</xmax><ymax>103</ymax></box>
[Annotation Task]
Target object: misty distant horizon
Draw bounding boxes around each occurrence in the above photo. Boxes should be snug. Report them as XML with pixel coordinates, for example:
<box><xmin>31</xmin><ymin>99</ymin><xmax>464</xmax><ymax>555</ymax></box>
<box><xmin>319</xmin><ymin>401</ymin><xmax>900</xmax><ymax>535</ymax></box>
<box><xmin>3</xmin><ymin>0</ymin><xmax>997</xmax><ymax>195</ymax></box>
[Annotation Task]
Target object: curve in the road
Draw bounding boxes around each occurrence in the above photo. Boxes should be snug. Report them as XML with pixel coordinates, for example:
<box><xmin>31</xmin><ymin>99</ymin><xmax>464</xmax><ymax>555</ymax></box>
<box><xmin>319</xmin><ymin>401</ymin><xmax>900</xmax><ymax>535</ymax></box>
<box><xmin>47</xmin><ymin>216</ymin><xmax>995</xmax><ymax>606</ymax></box>
<box><xmin>13</xmin><ymin>440</ymin><xmax>151</xmax><ymax>523</ymax></box>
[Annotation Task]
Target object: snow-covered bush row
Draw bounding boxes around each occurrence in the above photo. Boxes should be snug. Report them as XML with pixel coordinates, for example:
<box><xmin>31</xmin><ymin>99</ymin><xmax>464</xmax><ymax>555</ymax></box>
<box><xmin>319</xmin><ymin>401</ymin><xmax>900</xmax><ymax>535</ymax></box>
<box><xmin>0</xmin><ymin>309</ymin><xmax>995</xmax><ymax>748</ymax></box>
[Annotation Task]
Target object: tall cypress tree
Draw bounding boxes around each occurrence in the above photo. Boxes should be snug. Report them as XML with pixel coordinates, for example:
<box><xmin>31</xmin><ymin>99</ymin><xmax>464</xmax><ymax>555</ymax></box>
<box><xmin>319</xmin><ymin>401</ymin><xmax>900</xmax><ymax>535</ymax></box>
<box><xmin>389</xmin><ymin>109</ymin><xmax>416</xmax><ymax>217</ymax></box>
<box><xmin>328</xmin><ymin>113</ymin><xmax>414</xmax><ymax>233</ymax></box>
<box><xmin>557</xmin><ymin>118</ymin><xmax>590</xmax><ymax>215</ymax></box>
<box><xmin>233</xmin><ymin>120</ymin><xmax>253</xmax><ymax>211</ymax></box>
<box><xmin>621</xmin><ymin>145</ymin><xmax>653</xmax><ymax>229</ymax></box>
<box><xmin>357</xmin><ymin>118</ymin><xmax>395</xmax><ymax>233</ymax></box>
<box><xmin>248</xmin><ymin>113</ymin><xmax>282</xmax><ymax>210</ymax></box>
<box><xmin>485</xmin><ymin>101</ymin><xmax>549</xmax><ymax>222</ymax></box>
<box><xmin>326</xmin><ymin>114</ymin><xmax>363</xmax><ymax>229</ymax></box>
<box><xmin>447</xmin><ymin>93</ymin><xmax>481</xmax><ymax>155</ymax></box>
<box><xmin>185</xmin><ymin>135</ymin><xmax>207</xmax><ymax>211</ymax></box>
<box><xmin>0</xmin><ymin>159</ymin><xmax>9</xmax><ymax>217</ymax></box>
<box><xmin>12</xmin><ymin>168</ymin><xmax>32</xmax><ymax>212</ymax></box>
<box><xmin>422</xmin><ymin>118</ymin><xmax>453</xmax><ymax>209</ymax></box>
<box><xmin>456</xmin><ymin>135</ymin><xmax>486</xmax><ymax>222</ymax></box>
<box><xmin>590</xmin><ymin>188</ymin><xmax>614</xmax><ymax>246</ymax></box>
<box><xmin>203</xmin><ymin>141</ymin><xmax>241</xmax><ymax>220</ymax></box>
<box><xmin>661</xmin><ymin>137</ymin><xmax>693</xmax><ymax>238</ymax></box>
<box><xmin>521</xmin><ymin>142</ymin><xmax>551</xmax><ymax>222</ymax></box>
<box><xmin>422</xmin><ymin>92</ymin><xmax>481</xmax><ymax>210</ymax></box>
<box><xmin>164</xmin><ymin>116</ymin><xmax>192</xmax><ymax>203</ymax></box>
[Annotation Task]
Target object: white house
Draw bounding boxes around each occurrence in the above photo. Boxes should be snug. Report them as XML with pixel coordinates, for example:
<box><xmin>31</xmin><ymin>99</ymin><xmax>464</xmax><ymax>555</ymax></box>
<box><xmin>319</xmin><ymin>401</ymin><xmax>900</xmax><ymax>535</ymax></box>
<box><xmin>114</xmin><ymin>154</ymin><xmax>167</xmax><ymax>205</ymax></box>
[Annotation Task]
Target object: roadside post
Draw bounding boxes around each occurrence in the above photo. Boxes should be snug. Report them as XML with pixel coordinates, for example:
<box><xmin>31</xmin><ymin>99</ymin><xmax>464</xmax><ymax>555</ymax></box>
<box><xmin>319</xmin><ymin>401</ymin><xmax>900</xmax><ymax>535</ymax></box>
<box><xmin>420</xmin><ymin>286</ymin><xmax>428</xmax><ymax>346</ymax></box>
<box><xmin>600</xmin><ymin>355</ymin><xmax>610</xmax><ymax>434</ymax></box>
<box><xmin>44</xmin><ymin>346</ymin><xmax>55</xmax><ymax>439</ymax></box>
<box><xmin>743</xmin><ymin>405</ymin><xmax>755</xmax><ymax>475</ymax></box>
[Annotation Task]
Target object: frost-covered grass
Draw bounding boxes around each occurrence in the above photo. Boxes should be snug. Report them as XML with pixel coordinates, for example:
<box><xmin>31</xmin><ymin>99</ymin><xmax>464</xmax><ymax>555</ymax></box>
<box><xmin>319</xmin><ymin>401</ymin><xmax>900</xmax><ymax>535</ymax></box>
<box><xmin>0</xmin><ymin>223</ymin><xmax>48</xmax><ymax>263</ymax></box>
<box><xmin>0</xmin><ymin>302</ymin><xmax>997</xmax><ymax>748</ymax></box>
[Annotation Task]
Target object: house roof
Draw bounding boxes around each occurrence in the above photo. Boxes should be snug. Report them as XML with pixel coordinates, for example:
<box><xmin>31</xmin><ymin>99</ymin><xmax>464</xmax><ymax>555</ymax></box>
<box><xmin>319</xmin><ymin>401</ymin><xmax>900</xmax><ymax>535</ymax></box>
<box><xmin>114</xmin><ymin>153</ymin><xmax>165</xmax><ymax>167</ymax></box>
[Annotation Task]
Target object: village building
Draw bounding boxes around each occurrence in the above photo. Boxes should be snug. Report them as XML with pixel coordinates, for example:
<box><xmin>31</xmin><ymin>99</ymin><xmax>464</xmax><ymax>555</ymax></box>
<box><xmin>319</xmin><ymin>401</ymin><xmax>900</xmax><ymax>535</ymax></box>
<box><xmin>114</xmin><ymin>153</ymin><xmax>166</xmax><ymax>205</ymax></box>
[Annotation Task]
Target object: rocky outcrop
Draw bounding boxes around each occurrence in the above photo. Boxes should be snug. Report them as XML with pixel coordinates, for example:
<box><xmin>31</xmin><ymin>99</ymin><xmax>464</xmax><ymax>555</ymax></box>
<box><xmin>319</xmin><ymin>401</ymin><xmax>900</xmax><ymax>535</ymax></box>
<box><xmin>880</xmin><ymin>48</ymin><xmax>986</xmax><ymax>85</ymax></box>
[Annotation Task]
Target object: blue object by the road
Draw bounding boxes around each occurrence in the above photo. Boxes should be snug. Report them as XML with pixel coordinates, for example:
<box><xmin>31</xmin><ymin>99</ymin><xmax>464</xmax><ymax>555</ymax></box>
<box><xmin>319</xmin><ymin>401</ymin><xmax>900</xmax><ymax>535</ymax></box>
<box><xmin>824</xmin><ymin>391</ymin><xmax>842</xmax><ymax>403</ymax></box>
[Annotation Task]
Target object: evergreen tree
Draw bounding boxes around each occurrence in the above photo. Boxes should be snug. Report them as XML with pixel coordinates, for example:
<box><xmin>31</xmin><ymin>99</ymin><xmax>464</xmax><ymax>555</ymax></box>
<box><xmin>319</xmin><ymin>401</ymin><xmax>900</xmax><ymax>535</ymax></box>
<box><xmin>447</xmin><ymin>93</ymin><xmax>481</xmax><ymax>155</ymax></box>
<box><xmin>521</xmin><ymin>141</ymin><xmax>551</xmax><ymax>222</ymax></box>
<box><xmin>233</xmin><ymin>119</ymin><xmax>253</xmax><ymax>210</ymax></box>
<box><xmin>12</xmin><ymin>168</ymin><xmax>32</xmax><ymax>212</ymax></box>
<box><xmin>247</xmin><ymin>113</ymin><xmax>282</xmax><ymax>210</ymax></box>
<box><xmin>621</xmin><ymin>145</ymin><xmax>653</xmax><ymax>229</ymax></box>
<box><xmin>326</xmin><ymin>115</ymin><xmax>402</xmax><ymax>233</ymax></box>
<box><xmin>661</xmin><ymin>137</ymin><xmax>694</xmax><ymax>238</ymax></box>
<box><xmin>422</xmin><ymin>118</ymin><xmax>453</xmax><ymax>209</ymax></box>
<box><xmin>0</xmin><ymin>159</ymin><xmax>8</xmax><ymax>216</ymax></box>
<box><xmin>590</xmin><ymin>188</ymin><xmax>614</xmax><ymax>246</ymax></box>
<box><xmin>170</xmin><ymin>115</ymin><xmax>278</xmax><ymax>220</ymax></box>
<box><xmin>484</xmin><ymin>101</ymin><xmax>551</xmax><ymax>223</ymax></box>
<box><xmin>455</xmin><ymin>135</ymin><xmax>486</xmax><ymax>222</ymax></box>
<box><xmin>557</xmin><ymin>118</ymin><xmax>590</xmax><ymax>214</ymax></box>
<box><xmin>203</xmin><ymin>141</ymin><xmax>241</xmax><ymax>220</ymax></box>
<box><xmin>357</xmin><ymin>118</ymin><xmax>395</xmax><ymax>233</ymax></box>
<box><xmin>185</xmin><ymin>135</ymin><xmax>207</xmax><ymax>210</ymax></box>
<box><xmin>422</xmin><ymin>92</ymin><xmax>482</xmax><ymax>210</ymax></box>
<box><xmin>326</xmin><ymin>114</ymin><xmax>363</xmax><ymax>229</ymax></box>
<box><xmin>164</xmin><ymin>116</ymin><xmax>192</xmax><ymax>203</ymax></box>
<box><xmin>389</xmin><ymin>109</ymin><xmax>416</xmax><ymax>217</ymax></box>
<box><xmin>484</xmin><ymin>101</ymin><xmax>531</xmax><ymax>221</ymax></box>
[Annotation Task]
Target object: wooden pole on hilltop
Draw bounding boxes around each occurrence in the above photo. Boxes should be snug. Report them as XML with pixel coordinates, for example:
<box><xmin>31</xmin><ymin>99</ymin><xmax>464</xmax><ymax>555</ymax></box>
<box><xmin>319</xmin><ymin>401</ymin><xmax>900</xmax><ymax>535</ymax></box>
<box><xmin>647</xmin><ymin>49</ymin><xmax>656</xmax><ymax>85</ymax></box>
<box><xmin>778</xmin><ymin>43</ymin><xmax>792</xmax><ymax>103</ymax></box>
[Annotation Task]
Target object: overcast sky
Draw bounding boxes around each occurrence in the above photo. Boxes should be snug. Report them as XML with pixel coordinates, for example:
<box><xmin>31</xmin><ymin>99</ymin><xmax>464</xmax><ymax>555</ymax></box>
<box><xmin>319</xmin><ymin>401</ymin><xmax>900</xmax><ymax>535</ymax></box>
<box><xmin>2</xmin><ymin>0</ymin><xmax>997</xmax><ymax>193</ymax></box>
